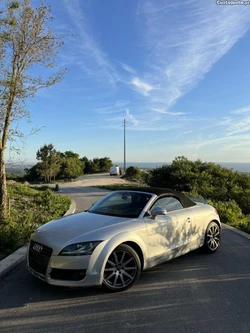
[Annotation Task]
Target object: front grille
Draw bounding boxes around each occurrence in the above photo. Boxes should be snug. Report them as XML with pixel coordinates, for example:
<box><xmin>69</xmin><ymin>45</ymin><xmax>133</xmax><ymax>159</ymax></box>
<box><xmin>50</xmin><ymin>268</ymin><xmax>86</xmax><ymax>281</ymax></box>
<box><xmin>28</xmin><ymin>240</ymin><xmax>53</xmax><ymax>275</ymax></box>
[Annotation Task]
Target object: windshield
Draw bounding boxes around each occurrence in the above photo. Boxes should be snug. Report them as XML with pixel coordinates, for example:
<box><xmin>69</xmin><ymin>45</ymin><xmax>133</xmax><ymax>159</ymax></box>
<box><xmin>89</xmin><ymin>191</ymin><xmax>152</xmax><ymax>218</ymax></box>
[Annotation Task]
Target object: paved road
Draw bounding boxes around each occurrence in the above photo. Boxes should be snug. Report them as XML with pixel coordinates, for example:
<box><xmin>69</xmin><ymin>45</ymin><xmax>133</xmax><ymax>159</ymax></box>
<box><xmin>59</xmin><ymin>185</ymin><xmax>110</xmax><ymax>212</ymax></box>
<box><xmin>0</xmin><ymin>184</ymin><xmax>250</xmax><ymax>333</ymax></box>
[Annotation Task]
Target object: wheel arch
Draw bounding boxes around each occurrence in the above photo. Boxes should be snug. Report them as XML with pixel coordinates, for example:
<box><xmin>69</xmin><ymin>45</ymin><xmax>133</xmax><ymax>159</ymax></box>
<box><xmin>93</xmin><ymin>232</ymin><xmax>147</xmax><ymax>282</ymax></box>
<box><xmin>121</xmin><ymin>241</ymin><xmax>145</xmax><ymax>270</ymax></box>
<box><xmin>209</xmin><ymin>219</ymin><xmax>221</xmax><ymax>229</ymax></box>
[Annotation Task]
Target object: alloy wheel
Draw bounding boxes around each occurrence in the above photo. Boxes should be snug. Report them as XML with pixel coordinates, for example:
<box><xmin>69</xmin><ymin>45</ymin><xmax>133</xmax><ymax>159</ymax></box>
<box><xmin>103</xmin><ymin>245</ymin><xmax>140</xmax><ymax>291</ymax></box>
<box><xmin>206</xmin><ymin>222</ymin><xmax>220</xmax><ymax>252</ymax></box>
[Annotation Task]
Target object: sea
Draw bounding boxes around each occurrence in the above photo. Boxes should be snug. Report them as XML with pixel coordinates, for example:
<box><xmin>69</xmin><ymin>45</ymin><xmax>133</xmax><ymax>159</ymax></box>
<box><xmin>114</xmin><ymin>162</ymin><xmax>250</xmax><ymax>173</ymax></box>
<box><xmin>6</xmin><ymin>162</ymin><xmax>250</xmax><ymax>174</ymax></box>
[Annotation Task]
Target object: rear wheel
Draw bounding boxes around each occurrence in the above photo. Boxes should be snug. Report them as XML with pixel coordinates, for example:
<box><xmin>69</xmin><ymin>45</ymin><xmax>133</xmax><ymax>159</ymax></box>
<box><xmin>203</xmin><ymin>221</ymin><xmax>221</xmax><ymax>253</ymax></box>
<box><xmin>102</xmin><ymin>244</ymin><xmax>141</xmax><ymax>292</ymax></box>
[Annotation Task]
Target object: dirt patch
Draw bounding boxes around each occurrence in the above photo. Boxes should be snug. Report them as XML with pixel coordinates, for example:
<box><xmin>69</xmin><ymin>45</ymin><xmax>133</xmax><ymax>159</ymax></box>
<box><xmin>61</xmin><ymin>173</ymin><xmax>135</xmax><ymax>188</ymax></box>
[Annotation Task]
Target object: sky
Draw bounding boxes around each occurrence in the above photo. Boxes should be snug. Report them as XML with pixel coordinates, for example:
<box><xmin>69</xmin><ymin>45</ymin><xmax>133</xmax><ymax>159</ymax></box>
<box><xmin>7</xmin><ymin>0</ymin><xmax>250</xmax><ymax>165</ymax></box>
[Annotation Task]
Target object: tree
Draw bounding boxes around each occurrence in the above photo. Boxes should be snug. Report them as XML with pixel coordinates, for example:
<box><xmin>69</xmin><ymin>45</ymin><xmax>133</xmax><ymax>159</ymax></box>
<box><xmin>80</xmin><ymin>156</ymin><xmax>92</xmax><ymax>173</ymax></box>
<box><xmin>59</xmin><ymin>156</ymin><xmax>83</xmax><ymax>179</ymax></box>
<box><xmin>62</xmin><ymin>151</ymin><xmax>80</xmax><ymax>159</ymax></box>
<box><xmin>98</xmin><ymin>157</ymin><xmax>113</xmax><ymax>172</ymax></box>
<box><xmin>80</xmin><ymin>156</ymin><xmax>113</xmax><ymax>174</ymax></box>
<box><xmin>36</xmin><ymin>144</ymin><xmax>61</xmax><ymax>182</ymax></box>
<box><xmin>0</xmin><ymin>0</ymin><xmax>67</xmax><ymax>218</ymax></box>
<box><xmin>24</xmin><ymin>163</ymin><xmax>39</xmax><ymax>182</ymax></box>
<box><xmin>58</xmin><ymin>150</ymin><xmax>83</xmax><ymax>179</ymax></box>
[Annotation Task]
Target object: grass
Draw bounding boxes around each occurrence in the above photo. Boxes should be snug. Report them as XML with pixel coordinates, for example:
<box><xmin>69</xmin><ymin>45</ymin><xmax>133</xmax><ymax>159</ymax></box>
<box><xmin>0</xmin><ymin>183</ymin><xmax>71</xmax><ymax>254</ymax></box>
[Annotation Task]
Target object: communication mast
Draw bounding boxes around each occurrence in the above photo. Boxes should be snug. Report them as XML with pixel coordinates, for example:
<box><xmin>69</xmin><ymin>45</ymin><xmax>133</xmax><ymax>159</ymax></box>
<box><xmin>123</xmin><ymin>118</ymin><xmax>126</xmax><ymax>174</ymax></box>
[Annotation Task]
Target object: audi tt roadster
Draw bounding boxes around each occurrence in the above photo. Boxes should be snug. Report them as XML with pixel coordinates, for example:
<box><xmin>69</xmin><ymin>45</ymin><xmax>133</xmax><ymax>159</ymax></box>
<box><xmin>27</xmin><ymin>188</ymin><xmax>221</xmax><ymax>292</ymax></box>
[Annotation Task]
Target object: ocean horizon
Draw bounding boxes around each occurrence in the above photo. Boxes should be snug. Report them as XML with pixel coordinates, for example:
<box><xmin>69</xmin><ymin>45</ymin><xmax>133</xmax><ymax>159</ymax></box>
<box><xmin>6</xmin><ymin>161</ymin><xmax>250</xmax><ymax>174</ymax></box>
<box><xmin>114</xmin><ymin>162</ymin><xmax>250</xmax><ymax>173</ymax></box>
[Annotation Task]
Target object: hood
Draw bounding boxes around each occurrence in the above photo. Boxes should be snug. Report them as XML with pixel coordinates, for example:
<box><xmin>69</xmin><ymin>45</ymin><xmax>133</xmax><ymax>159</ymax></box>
<box><xmin>31</xmin><ymin>212</ymin><xmax>134</xmax><ymax>250</ymax></box>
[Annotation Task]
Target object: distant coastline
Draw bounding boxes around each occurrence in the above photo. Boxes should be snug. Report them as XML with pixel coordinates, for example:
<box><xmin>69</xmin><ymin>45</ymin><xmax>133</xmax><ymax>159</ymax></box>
<box><xmin>6</xmin><ymin>161</ymin><xmax>250</xmax><ymax>174</ymax></box>
<box><xmin>114</xmin><ymin>162</ymin><xmax>250</xmax><ymax>173</ymax></box>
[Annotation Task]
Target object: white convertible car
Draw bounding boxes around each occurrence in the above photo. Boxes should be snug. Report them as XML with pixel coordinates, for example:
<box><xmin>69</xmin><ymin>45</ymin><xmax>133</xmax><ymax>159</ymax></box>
<box><xmin>27</xmin><ymin>187</ymin><xmax>221</xmax><ymax>292</ymax></box>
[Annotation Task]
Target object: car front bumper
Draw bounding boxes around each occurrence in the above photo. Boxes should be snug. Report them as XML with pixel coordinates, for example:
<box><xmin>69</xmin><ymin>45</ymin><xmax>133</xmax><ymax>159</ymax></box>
<box><xmin>27</xmin><ymin>242</ymin><xmax>104</xmax><ymax>287</ymax></box>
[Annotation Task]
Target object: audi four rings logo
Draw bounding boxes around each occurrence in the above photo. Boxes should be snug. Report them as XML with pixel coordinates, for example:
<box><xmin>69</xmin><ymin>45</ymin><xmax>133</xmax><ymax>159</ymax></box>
<box><xmin>32</xmin><ymin>243</ymin><xmax>43</xmax><ymax>253</ymax></box>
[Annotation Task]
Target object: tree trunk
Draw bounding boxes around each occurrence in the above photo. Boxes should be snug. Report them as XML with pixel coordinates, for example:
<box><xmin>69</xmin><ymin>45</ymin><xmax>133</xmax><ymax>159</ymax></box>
<box><xmin>0</xmin><ymin>148</ymin><xmax>7</xmax><ymax>219</ymax></box>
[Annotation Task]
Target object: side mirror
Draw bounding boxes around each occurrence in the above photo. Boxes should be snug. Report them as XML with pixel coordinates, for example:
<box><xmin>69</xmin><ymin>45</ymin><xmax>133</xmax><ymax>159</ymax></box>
<box><xmin>150</xmin><ymin>207</ymin><xmax>167</xmax><ymax>219</ymax></box>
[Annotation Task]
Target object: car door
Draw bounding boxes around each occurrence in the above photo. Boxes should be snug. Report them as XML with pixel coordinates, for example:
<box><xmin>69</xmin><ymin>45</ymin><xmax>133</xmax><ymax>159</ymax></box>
<box><xmin>144</xmin><ymin>196</ymin><xmax>193</xmax><ymax>264</ymax></box>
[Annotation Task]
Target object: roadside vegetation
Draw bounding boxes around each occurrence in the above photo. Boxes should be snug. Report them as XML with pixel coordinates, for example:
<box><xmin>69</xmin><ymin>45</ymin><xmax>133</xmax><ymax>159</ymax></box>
<box><xmin>96</xmin><ymin>157</ymin><xmax>250</xmax><ymax>234</ymax></box>
<box><xmin>148</xmin><ymin>156</ymin><xmax>250</xmax><ymax>233</ymax></box>
<box><xmin>121</xmin><ymin>166</ymin><xmax>151</xmax><ymax>184</ymax></box>
<box><xmin>20</xmin><ymin>144</ymin><xmax>113</xmax><ymax>183</ymax></box>
<box><xmin>0</xmin><ymin>183</ymin><xmax>71</xmax><ymax>254</ymax></box>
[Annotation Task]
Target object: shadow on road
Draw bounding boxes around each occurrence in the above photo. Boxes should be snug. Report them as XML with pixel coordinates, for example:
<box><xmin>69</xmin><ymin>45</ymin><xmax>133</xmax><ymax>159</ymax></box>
<box><xmin>0</xmin><ymin>232</ymin><xmax>250</xmax><ymax>332</ymax></box>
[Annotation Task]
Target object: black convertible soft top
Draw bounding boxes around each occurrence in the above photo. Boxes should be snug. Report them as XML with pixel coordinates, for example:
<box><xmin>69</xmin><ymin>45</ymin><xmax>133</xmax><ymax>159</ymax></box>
<box><xmin>119</xmin><ymin>187</ymin><xmax>196</xmax><ymax>208</ymax></box>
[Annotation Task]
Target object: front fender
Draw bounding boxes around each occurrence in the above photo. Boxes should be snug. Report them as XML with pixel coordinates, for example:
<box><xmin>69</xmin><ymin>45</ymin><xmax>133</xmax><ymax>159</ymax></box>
<box><xmin>206</xmin><ymin>212</ymin><xmax>221</xmax><ymax>228</ymax></box>
<box><xmin>87</xmin><ymin>231</ymin><xmax>148</xmax><ymax>283</ymax></box>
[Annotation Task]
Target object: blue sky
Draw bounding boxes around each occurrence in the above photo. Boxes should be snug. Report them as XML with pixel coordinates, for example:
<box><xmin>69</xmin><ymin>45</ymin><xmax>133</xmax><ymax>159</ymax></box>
<box><xmin>9</xmin><ymin>0</ymin><xmax>250</xmax><ymax>164</ymax></box>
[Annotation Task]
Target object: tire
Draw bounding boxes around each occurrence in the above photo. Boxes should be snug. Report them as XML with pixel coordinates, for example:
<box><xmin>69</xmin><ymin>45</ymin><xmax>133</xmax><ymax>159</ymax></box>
<box><xmin>203</xmin><ymin>221</ymin><xmax>221</xmax><ymax>253</ymax></box>
<box><xmin>102</xmin><ymin>244</ymin><xmax>141</xmax><ymax>292</ymax></box>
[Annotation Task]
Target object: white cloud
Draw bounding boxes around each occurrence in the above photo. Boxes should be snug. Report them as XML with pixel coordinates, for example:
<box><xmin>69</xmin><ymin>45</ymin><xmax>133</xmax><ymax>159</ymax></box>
<box><xmin>230</xmin><ymin>106</ymin><xmax>250</xmax><ymax>114</ymax></box>
<box><xmin>151</xmin><ymin>108</ymin><xmax>187</xmax><ymax>115</ymax></box>
<box><xmin>63</xmin><ymin>0</ymin><xmax>119</xmax><ymax>86</ymax></box>
<box><xmin>136</xmin><ymin>0</ymin><xmax>250</xmax><ymax>108</ymax></box>
<box><xmin>119</xmin><ymin>62</ymin><xmax>136</xmax><ymax>74</ymax></box>
<box><xmin>226</xmin><ymin>115</ymin><xmax>250</xmax><ymax>136</ymax></box>
<box><xmin>131</xmin><ymin>77</ymin><xmax>154</xmax><ymax>96</ymax></box>
<box><xmin>126</xmin><ymin>109</ymin><xmax>139</xmax><ymax>126</ymax></box>
<box><xmin>94</xmin><ymin>101</ymin><xmax>130</xmax><ymax>114</ymax></box>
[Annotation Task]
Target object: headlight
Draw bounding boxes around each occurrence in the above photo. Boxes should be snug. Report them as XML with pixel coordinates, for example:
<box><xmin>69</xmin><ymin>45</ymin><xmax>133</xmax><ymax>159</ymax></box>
<box><xmin>59</xmin><ymin>241</ymin><xmax>102</xmax><ymax>256</ymax></box>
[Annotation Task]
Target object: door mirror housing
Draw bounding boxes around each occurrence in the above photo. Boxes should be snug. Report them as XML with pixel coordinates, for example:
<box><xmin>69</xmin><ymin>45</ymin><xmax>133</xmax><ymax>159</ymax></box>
<box><xmin>150</xmin><ymin>207</ymin><xmax>167</xmax><ymax>219</ymax></box>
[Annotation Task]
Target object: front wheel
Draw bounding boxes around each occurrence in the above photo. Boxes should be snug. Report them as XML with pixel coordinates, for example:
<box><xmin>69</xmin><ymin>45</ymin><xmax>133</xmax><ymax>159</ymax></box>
<box><xmin>203</xmin><ymin>221</ymin><xmax>221</xmax><ymax>253</ymax></box>
<box><xmin>102</xmin><ymin>244</ymin><xmax>141</xmax><ymax>292</ymax></box>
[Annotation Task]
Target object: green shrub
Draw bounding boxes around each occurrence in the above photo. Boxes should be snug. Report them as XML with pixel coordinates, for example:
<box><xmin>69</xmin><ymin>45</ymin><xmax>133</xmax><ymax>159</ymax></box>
<box><xmin>32</xmin><ymin>185</ymin><xmax>52</xmax><ymax>191</ymax></box>
<box><xmin>125</xmin><ymin>166</ymin><xmax>142</xmax><ymax>180</ymax></box>
<box><xmin>0</xmin><ymin>184</ymin><xmax>71</xmax><ymax>253</ymax></box>
<box><xmin>141</xmin><ymin>171</ymin><xmax>152</xmax><ymax>185</ymax></box>
<box><xmin>184</xmin><ymin>192</ymin><xmax>250</xmax><ymax>234</ymax></box>
<box><xmin>236</xmin><ymin>218</ymin><xmax>250</xmax><ymax>233</ymax></box>
<box><xmin>210</xmin><ymin>200</ymin><xmax>244</xmax><ymax>226</ymax></box>
<box><xmin>0</xmin><ymin>220</ymin><xmax>21</xmax><ymax>252</ymax></box>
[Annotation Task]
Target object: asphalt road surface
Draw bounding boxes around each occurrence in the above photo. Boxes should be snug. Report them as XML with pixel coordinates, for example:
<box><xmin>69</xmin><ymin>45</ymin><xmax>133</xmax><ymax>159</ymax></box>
<box><xmin>0</xmin><ymin>184</ymin><xmax>250</xmax><ymax>333</ymax></box>
<box><xmin>59</xmin><ymin>185</ymin><xmax>110</xmax><ymax>212</ymax></box>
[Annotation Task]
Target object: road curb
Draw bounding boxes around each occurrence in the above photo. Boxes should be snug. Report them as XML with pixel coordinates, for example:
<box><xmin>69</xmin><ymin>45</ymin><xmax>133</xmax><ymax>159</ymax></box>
<box><xmin>0</xmin><ymin>199</ymin><xmax>76</xmax><ymax>278</ymax></box>
<box><xmin>222</xmin><ymin>223</ymin><xmax>250</xmax><ymax>240</ymax></box>
<box><xmin>64</xmin><ymin>199</ymin><xmax>76</xmax><ymax>216</ymax></box>
<box><xmin>0</xmin><ymin>245</ymin><xmax>27</xmax><ymax>278</ymax></box>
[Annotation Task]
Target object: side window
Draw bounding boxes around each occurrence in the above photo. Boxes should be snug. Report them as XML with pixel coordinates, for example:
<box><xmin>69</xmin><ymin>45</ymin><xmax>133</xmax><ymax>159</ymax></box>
<box><xmin>151</xmin><ymin>196</ymin><xmax>183</xmax><ymax>212</ymax></box>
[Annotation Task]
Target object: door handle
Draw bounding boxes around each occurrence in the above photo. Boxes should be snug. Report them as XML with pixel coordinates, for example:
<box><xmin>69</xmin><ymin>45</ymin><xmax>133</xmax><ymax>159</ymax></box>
<box><xmin>186</xmin><ymin>217</ymin><xmax>191</xmax><ymax>223</ymax></box>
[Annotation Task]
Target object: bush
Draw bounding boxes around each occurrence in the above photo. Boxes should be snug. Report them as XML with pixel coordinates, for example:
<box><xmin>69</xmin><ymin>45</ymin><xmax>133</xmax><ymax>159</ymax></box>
<box><xmin>0</xmin><ymin>220</ymin><xmax>21</xmax><ymax>253</ymax></box>
<box><xmin>141</xmin><ymin>171</ymin><xmax>152</xmax><ymax>185</ymax></box>
<box><xmin>0</xmin><ymin>184</ymin><xmax>71</xmax><ymax>253</ymax></box>
<box><xmin>210</xmin><ymin>200</ymin><xmax>244</xmax><ymax>226</ymax></box>
<box><xmin>183</xmin><ymin>192</ymin><xmax>250</xmax><ymax>234</ymax></box>
<box><xmin>6</xmin><ymin>173</ymin><xmax>25</xmax><ymax>182</ymax></box>
<box><xmin>125</xmin><ymin>166</ymin><xmax>142</xmax><ymax>180</ymax></box>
